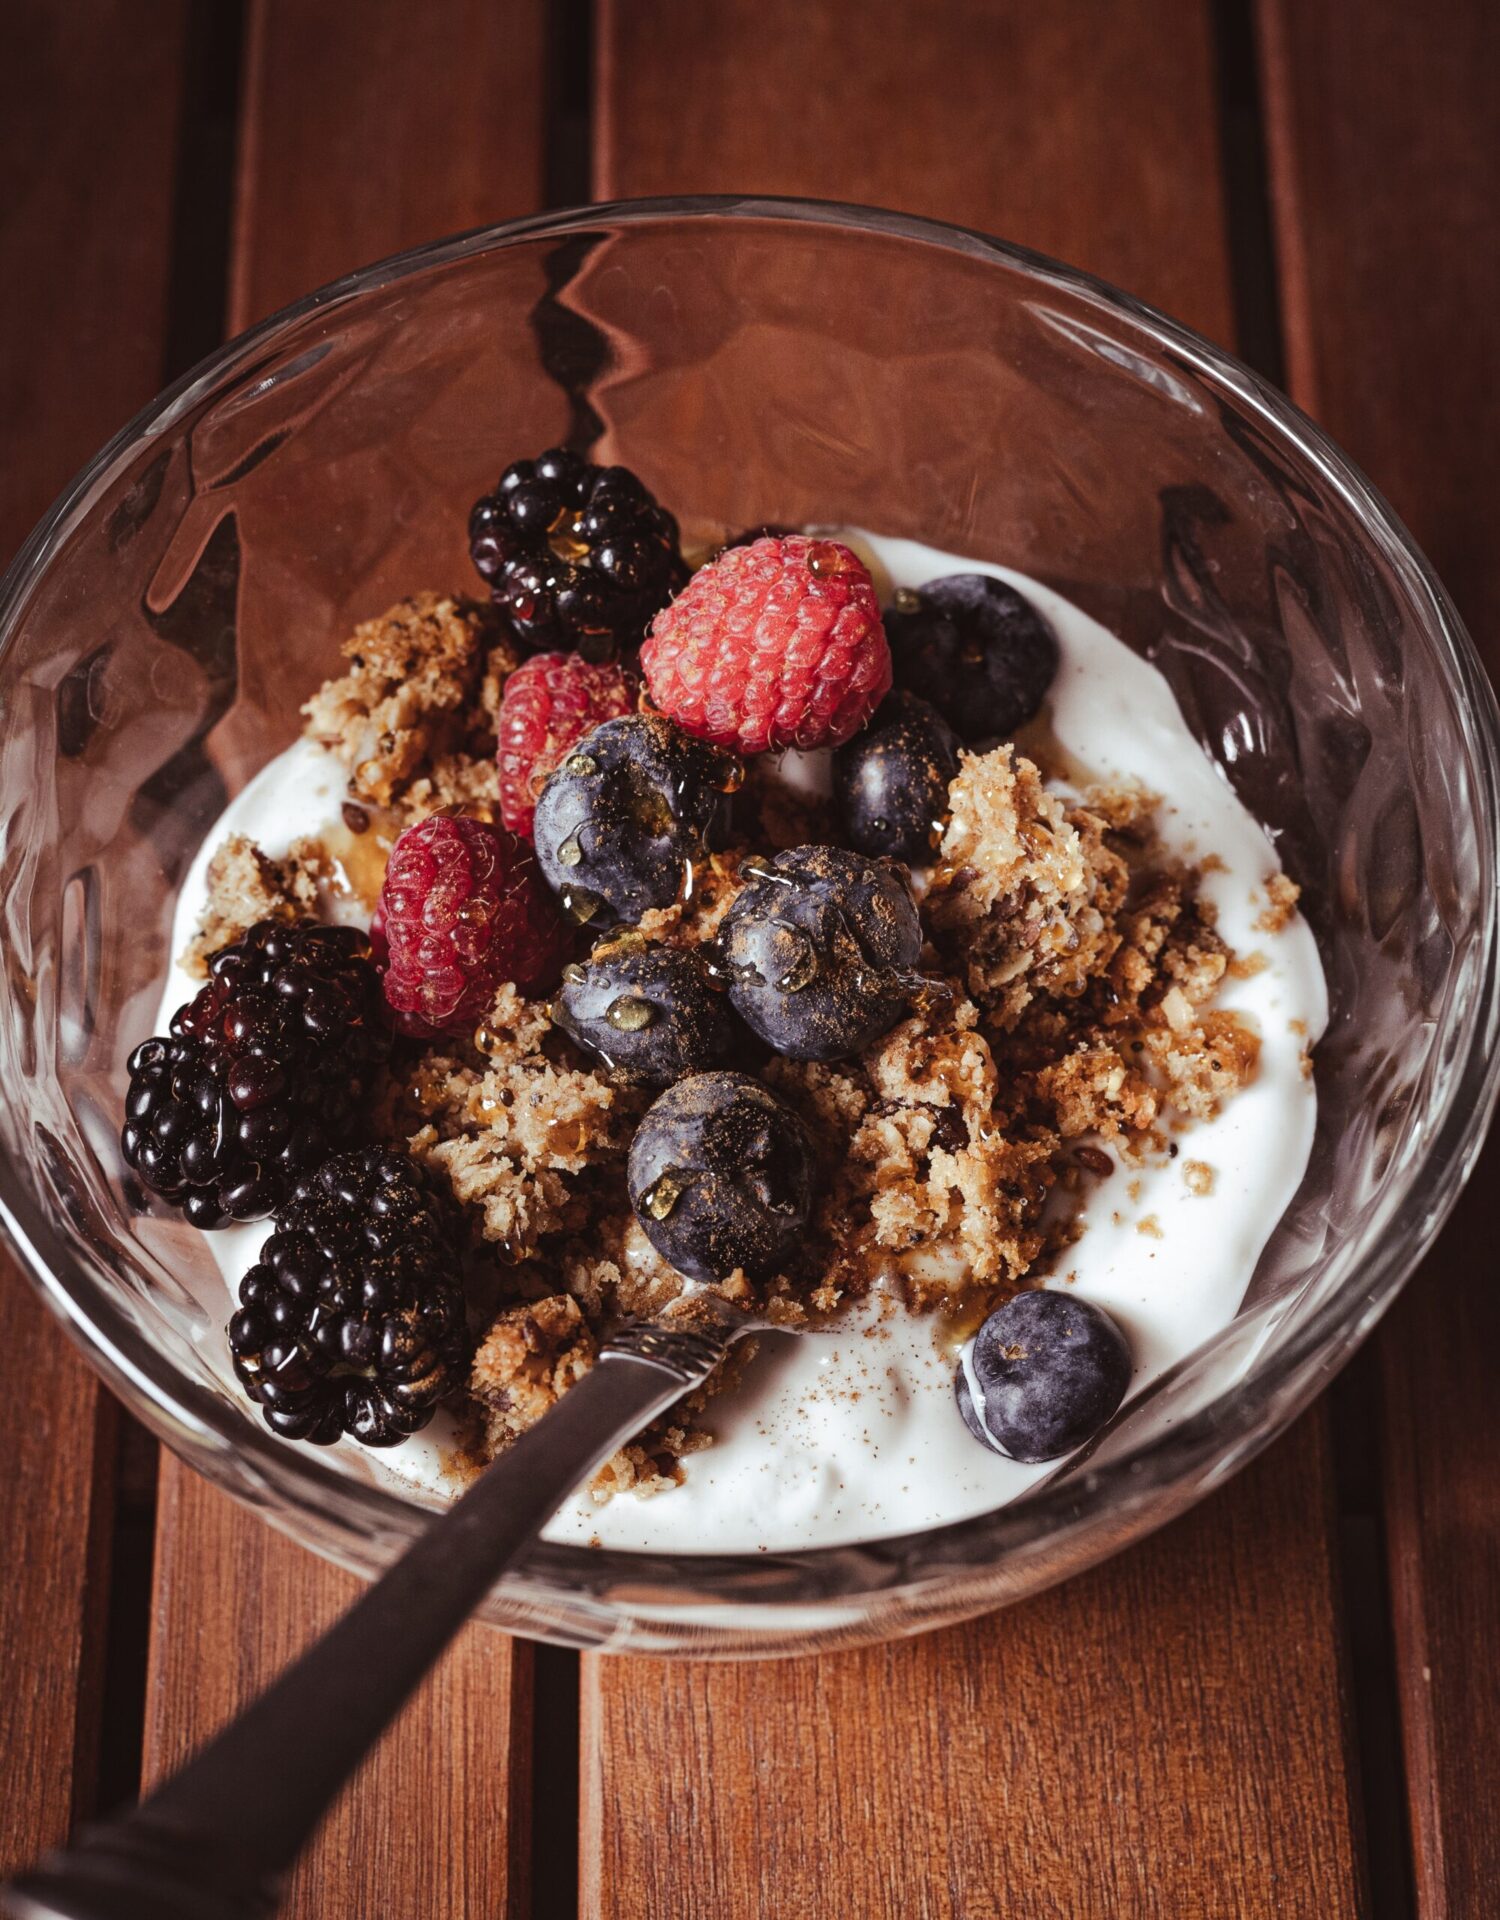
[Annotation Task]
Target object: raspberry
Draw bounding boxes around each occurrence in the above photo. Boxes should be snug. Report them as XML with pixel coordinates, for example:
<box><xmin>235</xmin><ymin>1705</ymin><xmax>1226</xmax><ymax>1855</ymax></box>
<box><xmin>495</xmin><ymin>651</ymin><xmax>636</xmax><ymax>838</ymax></box>
<box><xmin>641</xmin><ymin>535</ymin><xmax>891</xmax><ymax>755</ymax></box>
<box><xmin>377</xmin><ymin>815</ymin><xmax>568</xmax><ymax>1036</ymax></box>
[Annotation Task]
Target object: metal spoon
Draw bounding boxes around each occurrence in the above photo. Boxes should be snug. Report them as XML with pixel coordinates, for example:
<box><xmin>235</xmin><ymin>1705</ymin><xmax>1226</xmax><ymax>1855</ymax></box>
<box><xmin>2</xmin><ymin>1300</ymin><xmax>747</xmax><ymax>1920</ymax></box>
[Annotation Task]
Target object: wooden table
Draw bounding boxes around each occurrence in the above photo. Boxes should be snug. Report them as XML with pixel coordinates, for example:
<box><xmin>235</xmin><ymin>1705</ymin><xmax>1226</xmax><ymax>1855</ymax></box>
<box><xmin>3</xmin><ymin>3</ymin><xmax>1497</xmax><ymax>1913</ymax></box>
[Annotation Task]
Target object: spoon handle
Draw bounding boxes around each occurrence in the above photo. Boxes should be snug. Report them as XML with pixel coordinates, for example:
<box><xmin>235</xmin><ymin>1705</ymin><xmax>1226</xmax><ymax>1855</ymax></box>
<box><xmin>3</xmin><ymin>1327</ymin><xmax>727</xmax><ymax>1920</ymax></box>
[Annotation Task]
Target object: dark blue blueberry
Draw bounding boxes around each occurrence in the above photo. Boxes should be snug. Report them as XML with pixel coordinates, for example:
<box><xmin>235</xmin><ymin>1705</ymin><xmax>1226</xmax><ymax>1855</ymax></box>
<box><xmin>532</xmin><ymin>713</ymin><xmax>737</xmax><ymax>930</ymax></box>
<box><xmin>955</xmin><ymin>1289</ymin><xmax>1131</xmax><ymax>1463</ymax></box>
<box><xmin>717</xmin><ymin>845</ymin><xmax>921</xmax><ymax>1061</ymax></box>
<box><xmin>627</xmin><ymin>1071</ymin><xmax>815</xmax><ymax>1283</ymax></box>
<box><xmin>833</xmin><ymin>692</ymin><xmax>961</xmax><ymax>863</ymax></box>
<box><xmin>553</xmin><ymin>939</ymin><xmax>737</xmax><ymax>1085</ymax></box>
<box><xmin>886</xmin><ymin>574</ymin><xmax>1059</xmax><ymax>743</ymax></box>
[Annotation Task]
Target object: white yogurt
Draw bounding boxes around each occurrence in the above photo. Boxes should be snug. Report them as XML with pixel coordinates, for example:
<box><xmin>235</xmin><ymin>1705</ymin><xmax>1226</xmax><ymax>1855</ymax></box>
<box><xmin>160</xmin><ymin>537</ymin><xmax>1327</xmax><ymax>1552</ymax></box>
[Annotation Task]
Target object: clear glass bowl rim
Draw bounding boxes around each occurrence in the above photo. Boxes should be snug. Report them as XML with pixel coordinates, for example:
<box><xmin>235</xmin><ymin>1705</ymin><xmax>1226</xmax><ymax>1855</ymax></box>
<box><xmin>3</xmin><ymin>194</ymin><xmax>1498</xmax><ymax>1609</ymax></box>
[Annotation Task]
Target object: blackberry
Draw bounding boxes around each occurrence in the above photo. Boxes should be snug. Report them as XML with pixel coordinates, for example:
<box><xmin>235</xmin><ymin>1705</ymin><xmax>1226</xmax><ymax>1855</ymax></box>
<box><xmin>833</xmin><ymin>691</ymin><xmax>961</xmax><ymax>863</ymax></box>
<box><xmin>228</xmin><ymin>1147</ymin><xmax>470</xmax><ymax>1447</ymax></box>
<box><xmin>468</xmin><ymin>447</ymin><xmax>688</xmax><ymax>661</ymax></box>
<box><xmin>956</xmin><ymin>1290</ymin><xmax>1131</xmax><ymax>1463</ymax></box>
<box><xmin>121</xmin><ymin>921</ymin><xmax>390</xmax><ymax>1229</ymax></box>
<box><xmin>717</xmin><ymin>845</ymin><xmax>923</xmax><ymax>1061</ymax></box>
<box><xmin>627</xmin><ymin>1071</ymin><xmax>815</xmax><ymax>1284</ymax></box>
<box><xmin>553</xmin><ymin>938</ymin><xmax>737</xmax><ymax>1085</ymax></box>
<box><xmin>886</xmin><ymin>573</ymin><xmax>1059</xmax><ymax>743</ymax></box>
<box><xmin>532</xmin><ymin>712</ymin><xmax>737</xmax><ymax>930</ymax></box>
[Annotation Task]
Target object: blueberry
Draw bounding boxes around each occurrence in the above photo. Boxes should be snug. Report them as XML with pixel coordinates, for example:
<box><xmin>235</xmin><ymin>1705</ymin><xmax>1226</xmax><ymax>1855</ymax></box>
<box><xmin>955</xmin><ymin>1290</ymin><xmax>1131</xmax><ymax>1463</ymax></box>
<box><xmin>532</xmin><ymin>713</ymin><xmax>737</xmax><ymax>930</ymax></box>
<box><xmin>717</xmin><ymin>845</ymin><xmax>922</xmax><ymax>1061</ymax></box>
<box><xmin>627</xmin><ymin>1071</ymin><xmax>815</xmax><ymax>1283</ymax></box>
<box><xmin>833</xmin><ymin>692</ymin><xmax>961</xmax><ymax>863</ymax></box>
<box><xmin>886</xmin><ymin>574</ymin><xmax>1059</xmax><ymax>743</ymax></box>
<box><xmin>552</xmin><ymin>939</ymin><xmax>736</xmax><ymax>1085</ymax></box>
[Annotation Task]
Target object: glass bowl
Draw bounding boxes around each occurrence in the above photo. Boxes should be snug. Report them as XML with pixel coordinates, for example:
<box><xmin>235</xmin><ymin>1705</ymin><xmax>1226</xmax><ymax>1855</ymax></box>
<box><xmin>2</xmin><ymin>198</ymin><xmax>1497</xmax><ymax>1658</ymax></box>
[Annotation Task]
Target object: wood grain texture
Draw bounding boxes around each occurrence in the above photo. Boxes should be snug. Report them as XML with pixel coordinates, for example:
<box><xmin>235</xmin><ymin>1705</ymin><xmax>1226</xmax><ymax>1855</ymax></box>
<box><xmin>0</xmin><ymin>0</ymin><xmax>188</xmax><ymax>557</ymax></box>
<box><xmin>143</xmin><ymin>5</ymin><xmax>550</xmax><ymax>1915</ymax></box>
<box><xmin>596</xmin><ymin>0</ymin><xmax>1236</xmax><ymax>345</ymax></box>
<box><xmin>143</xmin><ymin>1468</ymin><xmax>530</xmax><ymax>1918</ymax></box>
<box><xmin>231</xmin><ymin>0</ymin><xmax>549</xmax><ymax>326</ymax></box>
<box><xmin>585</xmin><ymin>5</ymin><xmax>1366</xmax><ymax>1914</ymax></box>
<box><xmin>1260</xmin><ymin>3</ymin><xmax>1500</xmax><ymax>1911</ymax></box>
<box><xmin>0</xmin><ymin>1265</ymin><xmax>115</xmax><ymax>1872</ymax></box>
<box><xmin>585</xmin><ymin>1418</ymin><xmax>1362</xmax><ymax>1920</ymax></box>
<box><xmin>0</xmin><ymin>0</ymin><xmax>189</xmax><ymax>1869</ymax></box>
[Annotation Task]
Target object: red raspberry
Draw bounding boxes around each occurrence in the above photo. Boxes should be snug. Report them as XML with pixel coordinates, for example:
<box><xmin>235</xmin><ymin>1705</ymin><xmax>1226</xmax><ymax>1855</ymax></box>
<box><xmin>377</xmin><ymin>814</ymin><xmax>568</xmax><ymax>1037</ymax></box>
<box><xmin>495</xmin><ymin>652</ymin><xmax>637</xmax><ymax>837</ymax></box>
<box><xmin>641</xmin><ymin>535</ymin><xmax>891</xmax><ymax>755</ymax></box>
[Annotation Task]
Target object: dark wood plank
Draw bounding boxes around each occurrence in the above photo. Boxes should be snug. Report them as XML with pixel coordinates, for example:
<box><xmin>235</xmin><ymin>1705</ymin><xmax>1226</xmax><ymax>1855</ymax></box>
<box><xmin>0</xmin><ymin>0</ymin><xmax>188</xmax><ymax>557</ymax></box>
<box><xmin>584</xmin><ymin>1418</ymin><xmax>1359</xmax><ymax>1920</ymax></box>
<box><xmin>0</xmin><ymin>0</ymin><xmax>190</xmax><ymax>1869</ymax></box>
<box><xmin>231</xmin><ymin>0</ymin><xmax>549</xmax><ymax>326</ymax></box>
<box><xmin>143</xmin><ymin>1468</ymin><xmax>530</xmax><ymax>1918</ymax></box>
<box><xmin>142</xmin><ymin>5</ymin><xmax>550</xmax><ymax>1914</ymax></box>
<box><xmin>1260</xmin><ymin>4</ymin><xmax>1500</xmax><ymax>1911</ymax></box>
<box><xmin>597</xmin><ymin>0</ymin><xmax>1235</xmax><ymax>345</ymax></box>
<box><xmin>586</xmin><ymin>5</ymin><xmax>1366</xmax><ymax>1914</ymax></box>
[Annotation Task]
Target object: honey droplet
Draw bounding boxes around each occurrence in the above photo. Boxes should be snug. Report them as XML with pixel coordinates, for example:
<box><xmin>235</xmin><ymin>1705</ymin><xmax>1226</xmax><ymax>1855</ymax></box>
<box><xmin>557</xmin><ymin>833</ymin><xmax>584</xmax><ymax>869</ymax></box>
<box><xmin>474</xmin><ymin>1021</ymin><xmax>502</xmax><ymax>1054</ymax></box>
<box><xmin>561</xmin><ymin>885</ymin><xmax>603</xmax><ymax>925</ymax></box>
<box><xmin>776</xmin><ymin>934</ymin><xmax>819</xmax><ymax>993</ymax></box>
<box><xmin>892</xmin><ymin>586</ymin><xmax>922</xmax><ymax>615</ymax></box>
<box><xmin>718</xmin><ymin>755</ymin><xmax>746</xmax><ymax>795</ymax></box>
<box><xmin>564</xmin><ymin>752</ymin><xmax>598</xmax><ymax>776</ymax></box>
<box><xmin>562</xmin><ymin>963</ymin><xmax>588</xmax><ymax>985</ymax></box>
<box><xmin>593</xmin><ymin>929</ymin><xmax>647</xmax><ymax>962</ymax></box>
<box><xmin>548</xmin><ymin>508</ymin><xmax>592</xmax><ymax>564</ymax></box>
<box><xmin>806</xmin><ymin>540</ymin><xmax>860</xmax><ymax>578</ymax></box>
<box><xmin>606</xmin><ymin>995</ymin><xmax>654</xmax><ymax>1033</ymax></box>
<box><xmin>645</xmin><ymin>1174</ymin><xmax>685</xmax><ymax>1220</ymax></box>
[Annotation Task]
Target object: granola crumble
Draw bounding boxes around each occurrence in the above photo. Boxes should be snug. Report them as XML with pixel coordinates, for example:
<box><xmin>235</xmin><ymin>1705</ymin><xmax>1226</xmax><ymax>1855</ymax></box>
<box><xmin>301</xmin><ymin>592</ymin><xmax>519</xmax><ymax>818</ymax></box>
<box><xmin>1254</xmin><ymin>871</ymin><xmax>1301</xmax><ymax>934</ymax></box>
<box><xmin>180</xmin><ymin>832</ymin><xmax>329</xmax><ymax>977</ymax></box>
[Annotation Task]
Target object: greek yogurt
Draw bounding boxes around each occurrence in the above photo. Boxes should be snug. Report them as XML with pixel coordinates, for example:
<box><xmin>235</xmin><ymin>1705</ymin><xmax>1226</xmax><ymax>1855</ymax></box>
<box><xmin>160</xmin><ymin>536</ymin><xmax>1327</xmax><ymax>1552</ymax></box>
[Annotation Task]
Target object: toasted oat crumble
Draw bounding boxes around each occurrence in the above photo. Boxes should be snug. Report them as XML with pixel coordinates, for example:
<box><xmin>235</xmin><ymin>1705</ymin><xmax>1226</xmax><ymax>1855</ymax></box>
<box><xmin>301</xmin><ymin>592</ymin><xmax>518</xmax><ymax>817</ymax></box>
<box><xmin>1254</xmin><ymin>871</ymin><xmax>1301</xmax><ymax>934</ymax></box>
<box><xmin>179</xmin><ymin>832</ymin><xmax>329</xmax><ymax>978</ymax></box>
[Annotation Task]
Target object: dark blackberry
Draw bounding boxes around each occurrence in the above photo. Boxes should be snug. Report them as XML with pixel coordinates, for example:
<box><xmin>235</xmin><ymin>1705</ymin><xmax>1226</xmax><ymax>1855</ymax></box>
<box><xmin>121</xmin><ymin>921</ymin><xmax>390</xmax><ymax>1229</ymax></box>
<box><xmin>886</xmin><ymin>574</ymin><xmax>1059</xmax><ymax>743</ymax></box>
<box><xmin>227</xmin><ymin>1147</ymin><xmax>470</xmax><ymax>1447</ymax></box>
<box><xmin>627</xmin><ymin>1071</ymin><xmax>815</xmax><ymax>1284</ymax></box>
<box><xmin>468</xmin><ymin>447</ymin><xmax>688</xmax><ymax>661</ymax></box>
<box><xmin>532</xmin><ymin>712</ymin><xmax>738</xmax><ymax>930</ymax></box>
<box><xmin>833</xmin><ymin>691</ymin><xmax>961</xmax><ymax>863</ymax></box>
<box><xmin>553</xmin><ymin>937</ymin><xmax>737</xmax><ymax>1085</ymax></box>
<box><xmin>717</xmin><ymin>845</ymin><xmax>923</xmax><ymax>1061</ymax></box>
